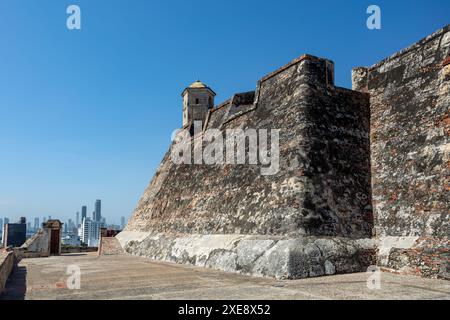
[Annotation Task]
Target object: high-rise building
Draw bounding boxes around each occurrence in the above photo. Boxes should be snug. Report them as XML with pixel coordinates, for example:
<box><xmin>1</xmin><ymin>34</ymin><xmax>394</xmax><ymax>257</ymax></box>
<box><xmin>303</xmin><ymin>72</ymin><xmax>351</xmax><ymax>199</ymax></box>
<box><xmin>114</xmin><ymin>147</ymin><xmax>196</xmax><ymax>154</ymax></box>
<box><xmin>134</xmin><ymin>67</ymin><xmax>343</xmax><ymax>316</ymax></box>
<box><xmin>81</xmin><ymin>217</ymin><xmax>101</xmax><ymax>247</ymax></box>
<box><xmin>4</xmin><ymin>218</ymin><xmax>9</xmax><ymax>225</ymax></box>
<box><xmin>48</xmin><ymin>215</ymin><xmax>51</xmax><ymax>220</ymax></box>
<box><xmin>0</xmin><ymin>218</ymin><xmax>3</xmax><ymax>229</ymax></box>
<box><xmin>81</xmin><ymin>206</ymin><xmax>87</xmax><ymax>221</ymax></box>
<box><xmin>75</xmin><ymin>211</ymin><xmax>80</xmax><ymax>227</ymax></box>
<box><xmin>43</xmin><ymin>216</ymin><xmax>47</xmax><ymax>224</ymax></box>
<box><xmin>27</xmin><ymin>222</ymin><xmax>31</xmax><ymax>231</ymax></box>
<box><xmin>67</xmin><ymin>218</ymin><xmax>74</xmax><ymax>232</ymax></box>
<box><xmin>95</xmin><ymin>199</ymin><xmax>101</xmax><ymax>222</ymax></box>
<box><xmin>120</xmin><ymin>217</ymin><xmax>125</xmax><ymax>230</ymax></box>
<box><xmin>34</xmin><ymin>217</ymin><xmax>39</xmax><ymax>231</ymax></box>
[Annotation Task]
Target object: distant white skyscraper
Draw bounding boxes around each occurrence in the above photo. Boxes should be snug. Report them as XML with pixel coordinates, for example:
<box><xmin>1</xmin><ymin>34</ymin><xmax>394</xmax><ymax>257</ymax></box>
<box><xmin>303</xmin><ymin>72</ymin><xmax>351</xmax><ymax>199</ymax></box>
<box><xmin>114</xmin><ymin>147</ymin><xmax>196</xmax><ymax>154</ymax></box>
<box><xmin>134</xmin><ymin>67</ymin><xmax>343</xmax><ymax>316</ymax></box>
<box><xmin>120</xmin><ymin>217</ymin><xmax>125</xmax><ymax>230</ymax></box>
<box><xmin>81</xmin><ymin>217</ymin><xmax>101</xmax><ymax>247</ymax></box>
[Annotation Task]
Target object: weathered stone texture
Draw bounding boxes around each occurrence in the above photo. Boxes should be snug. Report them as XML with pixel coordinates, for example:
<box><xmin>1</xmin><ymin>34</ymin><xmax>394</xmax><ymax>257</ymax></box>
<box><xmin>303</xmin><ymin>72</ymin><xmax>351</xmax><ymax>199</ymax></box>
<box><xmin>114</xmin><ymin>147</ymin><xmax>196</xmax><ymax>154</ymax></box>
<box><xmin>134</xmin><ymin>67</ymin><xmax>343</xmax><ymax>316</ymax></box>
<box><xmin>0</xmin><ymin>252</ymin><xmax>15</xmax><ymax>296</ymax></box>
<box><xmin>123</xmin><ymin>26</ymin><xmax>449</xmax><ymax>280</ymax></box>
<box><xmin>386</xmin><ymin>237</ymin><xmax>450</xmax><ymax>279</ymax></box>
<box><xmin>21</xmin><ymin>229</ymin><xmax>50</xmax><ymax>256</ymax></box>
<box><xmin>353</xmin><ymin>25</ymin><xmax>450</xmax><ymax>278</ymax></box>
<box><xmin>126</xmin><ymin>55</ymin><xmax>372</xmax><ymax>240</ymax></box>
<box><xmin>118</xmin><ymin>232</ymin><xmax>375</xmax><ymax>279</ymax></box>
<box><xmin>121</xmin><ymin>54</ymin><xmax>373</xmax><ymax>279</ymax></box>
<box><xmin>99</xmin><ymin>237</ymin><xmax>125</xmax><ymax>256</ymax></box>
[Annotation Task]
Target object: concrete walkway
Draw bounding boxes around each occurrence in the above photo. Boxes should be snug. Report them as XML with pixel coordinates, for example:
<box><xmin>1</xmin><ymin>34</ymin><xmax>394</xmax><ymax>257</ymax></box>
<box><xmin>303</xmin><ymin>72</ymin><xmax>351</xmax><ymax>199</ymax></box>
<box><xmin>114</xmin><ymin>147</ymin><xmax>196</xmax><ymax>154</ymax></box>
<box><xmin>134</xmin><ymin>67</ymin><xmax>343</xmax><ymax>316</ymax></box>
<box><xmin>1</xmin><ymin>253</ymin><xmax>449</xmax><ymax>300</ymax></box>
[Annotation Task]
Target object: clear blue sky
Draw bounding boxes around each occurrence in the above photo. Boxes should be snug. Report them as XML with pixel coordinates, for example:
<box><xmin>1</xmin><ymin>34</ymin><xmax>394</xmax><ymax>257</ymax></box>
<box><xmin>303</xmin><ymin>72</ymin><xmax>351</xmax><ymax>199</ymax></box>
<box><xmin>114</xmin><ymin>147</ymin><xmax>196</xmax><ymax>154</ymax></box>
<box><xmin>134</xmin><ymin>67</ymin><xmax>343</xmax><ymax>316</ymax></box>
<box><xmin>0</xmin><ymin>0</ymin><xmax>448</xmax><ymax>225</ymax></box>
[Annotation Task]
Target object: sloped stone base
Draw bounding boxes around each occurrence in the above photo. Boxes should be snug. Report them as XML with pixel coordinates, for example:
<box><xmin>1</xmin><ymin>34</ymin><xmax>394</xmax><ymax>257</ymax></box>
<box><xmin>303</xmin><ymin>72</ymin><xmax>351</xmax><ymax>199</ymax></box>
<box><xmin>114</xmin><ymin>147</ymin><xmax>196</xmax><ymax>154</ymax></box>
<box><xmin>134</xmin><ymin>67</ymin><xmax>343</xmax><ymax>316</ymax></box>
<box><xmin>116</xmin><ymin>232</ymin><xmax>376</xmax><ymax>279</ymax></box>
<box><xmin>379</xmin><ymin>236</ymin><xmax>450</xmax><ymax>280</ymax></box>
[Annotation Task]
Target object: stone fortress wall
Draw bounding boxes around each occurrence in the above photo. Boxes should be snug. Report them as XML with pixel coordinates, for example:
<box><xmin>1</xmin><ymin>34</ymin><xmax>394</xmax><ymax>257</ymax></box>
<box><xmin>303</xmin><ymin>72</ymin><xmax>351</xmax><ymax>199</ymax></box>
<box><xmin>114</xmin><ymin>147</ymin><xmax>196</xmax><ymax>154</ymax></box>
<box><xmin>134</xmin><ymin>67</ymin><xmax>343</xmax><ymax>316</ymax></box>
<box><xmin>126</xmin><ymin>55</ymin><xmax>372</xmax><ymax>239</ymax></box>
<box><xmin>120</xmin><ymin>25</ymin><xmax>450</xmax><ymax>280</ymax></box>
<box><xmin>353</xmin><ymin>25</ymin><xmax>450</xmax><ymax>279</ymax></box>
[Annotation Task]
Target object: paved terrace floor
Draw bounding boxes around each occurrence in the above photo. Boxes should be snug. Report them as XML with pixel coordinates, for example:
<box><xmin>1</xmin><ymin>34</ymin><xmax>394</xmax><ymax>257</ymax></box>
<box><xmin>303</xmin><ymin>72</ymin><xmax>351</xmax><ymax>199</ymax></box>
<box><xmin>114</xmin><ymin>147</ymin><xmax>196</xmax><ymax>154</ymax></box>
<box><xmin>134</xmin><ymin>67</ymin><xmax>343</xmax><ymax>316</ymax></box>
<box><xmin>1</xmin><ymin>253</ymin><xmax>449</xmax><ymax>300</ymax></box>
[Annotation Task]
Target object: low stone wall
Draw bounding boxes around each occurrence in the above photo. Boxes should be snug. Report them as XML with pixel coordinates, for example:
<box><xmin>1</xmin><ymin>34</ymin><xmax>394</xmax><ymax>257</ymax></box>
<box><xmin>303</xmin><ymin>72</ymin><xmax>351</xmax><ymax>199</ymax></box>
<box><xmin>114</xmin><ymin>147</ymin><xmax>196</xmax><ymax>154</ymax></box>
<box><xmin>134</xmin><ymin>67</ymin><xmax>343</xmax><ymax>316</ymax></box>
<box><xmin>61</xmin><ymin>247</ymin><xmax>98</xmax><ymax>254</ymax></box>
<box><xmin>0</xmin><ymin>252</ymin><xmax>15</xmax><ymax>295</ymax></box>
<box><xmin>117</xmin><ymin>231</ymin><xmax>376</xmax><ymax>280</ymax></box>
<box><xmin>13</xmin><ymin>247</ymin><xmax>48</xmax><ymax>260</ymax></box>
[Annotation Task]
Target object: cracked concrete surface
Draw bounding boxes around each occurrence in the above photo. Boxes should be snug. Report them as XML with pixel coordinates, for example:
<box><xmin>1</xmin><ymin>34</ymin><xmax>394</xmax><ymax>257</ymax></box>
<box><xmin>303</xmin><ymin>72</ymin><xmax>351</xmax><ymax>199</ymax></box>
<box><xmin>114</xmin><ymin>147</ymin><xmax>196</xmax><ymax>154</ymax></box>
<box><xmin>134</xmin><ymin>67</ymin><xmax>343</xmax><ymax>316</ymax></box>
<box><xmin>0</xmin><ymin>253</ymin><xmax>449</xmax><ymax>300</ymax></box>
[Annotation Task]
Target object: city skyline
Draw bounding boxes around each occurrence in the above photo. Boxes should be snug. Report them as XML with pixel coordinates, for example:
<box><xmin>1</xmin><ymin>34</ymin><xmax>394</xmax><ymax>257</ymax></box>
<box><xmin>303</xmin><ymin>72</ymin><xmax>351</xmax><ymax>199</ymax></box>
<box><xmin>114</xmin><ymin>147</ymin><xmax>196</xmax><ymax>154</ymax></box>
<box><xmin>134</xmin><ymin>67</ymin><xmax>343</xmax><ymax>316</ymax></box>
<box><xmin>1</xmin><ymin>199</ymin><xmax>128</xmax><ymax>227</ymax></box>
<box><xmin>1</xmin><ymin>199</ymin><xmax>126</xmax><ymax>248</ymax></box>
<box><xmin>0</xmin><ymin>196</ymin><xmax>131</xmax><ymax>226</ymax></box>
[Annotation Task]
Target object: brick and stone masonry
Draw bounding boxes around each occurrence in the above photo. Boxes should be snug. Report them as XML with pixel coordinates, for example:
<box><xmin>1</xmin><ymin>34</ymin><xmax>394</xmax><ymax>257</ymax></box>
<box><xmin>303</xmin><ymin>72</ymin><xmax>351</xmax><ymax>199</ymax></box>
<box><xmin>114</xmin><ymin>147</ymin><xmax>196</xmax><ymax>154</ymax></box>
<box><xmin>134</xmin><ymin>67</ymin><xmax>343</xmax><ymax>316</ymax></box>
<box><xmin>352</xmin><ymin>25</ymin><xmax>450</xmax><ymax>279</ymax></box>
<box><xmin>118</xmin><ymin>25</ymin><xmax>449</xmax><ymax>280</ymax></box>
<box><xmin>0</xmin><ymin>252</ymin><xmax>15</xmax><ymax>295</ymax></box>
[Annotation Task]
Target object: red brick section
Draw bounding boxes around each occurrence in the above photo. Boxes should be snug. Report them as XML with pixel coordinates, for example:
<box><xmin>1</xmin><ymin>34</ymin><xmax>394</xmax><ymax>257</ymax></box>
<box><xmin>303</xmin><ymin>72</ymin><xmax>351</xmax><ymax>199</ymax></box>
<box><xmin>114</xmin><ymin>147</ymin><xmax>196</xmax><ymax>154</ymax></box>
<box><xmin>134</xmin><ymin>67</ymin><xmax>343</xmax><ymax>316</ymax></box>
<box><xmin>99</xmin><ymin>237</ymin><xmax>124</xmax><ymax>256</ymax></box>
<box><xmin>443</xmin><ymin>56</ymin><xmax>450</xmax><ymax>67</ymax></box>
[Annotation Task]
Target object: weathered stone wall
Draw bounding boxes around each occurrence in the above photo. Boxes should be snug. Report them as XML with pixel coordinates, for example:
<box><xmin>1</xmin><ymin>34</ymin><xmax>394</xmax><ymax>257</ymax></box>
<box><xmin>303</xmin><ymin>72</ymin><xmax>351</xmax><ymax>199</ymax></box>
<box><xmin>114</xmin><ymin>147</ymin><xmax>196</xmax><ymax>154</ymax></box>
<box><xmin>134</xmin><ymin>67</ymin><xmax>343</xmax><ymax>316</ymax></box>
<box><xmin>0</xmin><ymin>252</ymin><xmax>15</xmax><ymax>296</ymax></box>
<box><xmin>118</xmin><ymin>232</ymin><xmax>375</xmax><ymax>279</ymax></box>
<box><xmin>123</xmin><ymin>26</ymin><xmax>449</xmax><ymax>280</ymax></box>
<box><xmin>21</xmin><ymin>229</ymin><xmax>50</xmax><ymax>256</ymax></box>
<box><xmin>61</xmin><ymin>246</ymin><xmax>98</xmax><ymax>254</ymax></box>
<box><xmin>122</xmin><ymin>54</ymin><xmax>374</xmax><ymax>279</ymax></box>
<box><xmin>386</xmin><ymin>237</ymin><xmax>449</xmax><ymax>279</ymax></box>
<box><xmin>126</xmin><ymin>55</ymin><xmax>372</xmax><ymax>239</ymax></box>
<box><xmin>99</xmin><ymin>237</ymin><xmax>124</xmax><ymax>256</ymax></box>
<box><xmin>352</xmin><ymin>25</ymin><xmax>450</xmax><ymax>279</ymax></box>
